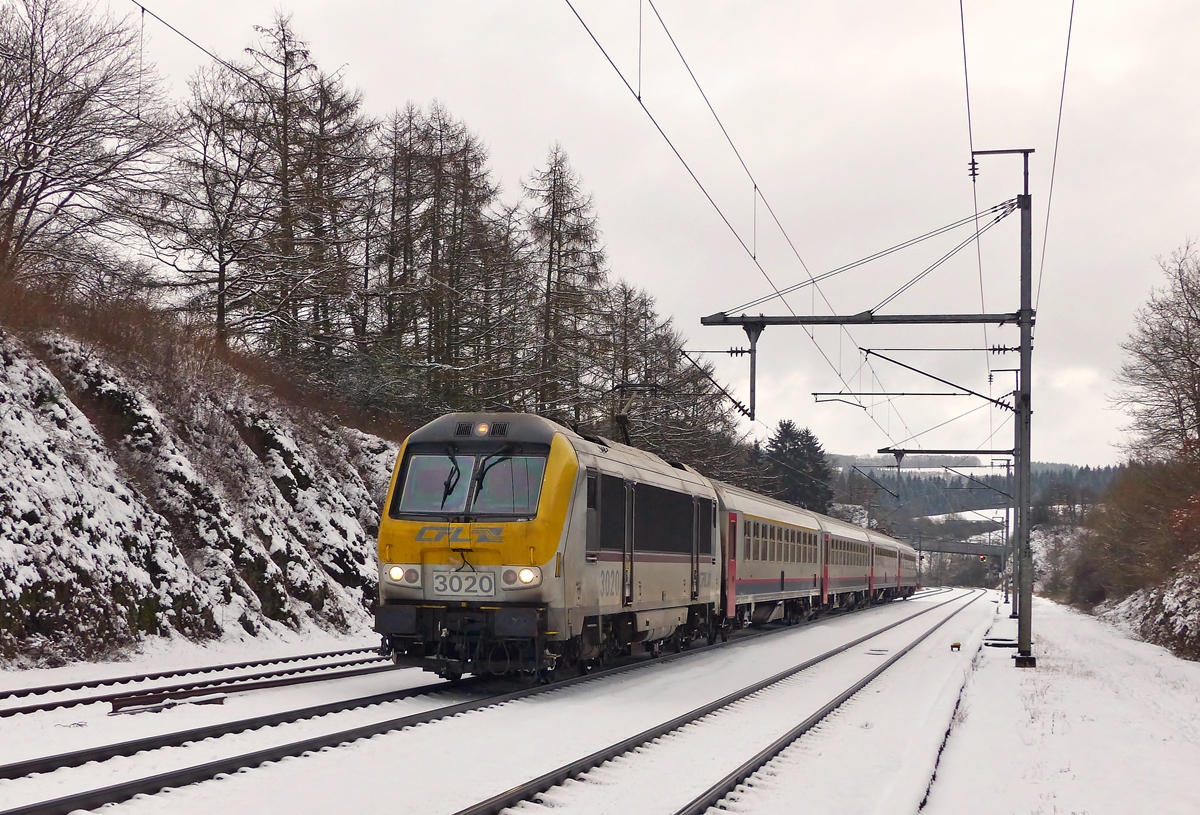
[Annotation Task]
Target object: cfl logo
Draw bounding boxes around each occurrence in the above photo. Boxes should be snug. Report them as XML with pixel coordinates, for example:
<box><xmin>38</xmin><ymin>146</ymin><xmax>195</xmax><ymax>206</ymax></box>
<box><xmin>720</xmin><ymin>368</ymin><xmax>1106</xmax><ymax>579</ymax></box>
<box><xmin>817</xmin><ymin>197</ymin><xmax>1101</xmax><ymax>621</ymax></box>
<box><xmin>415</xmin><ymin>526</ymin><xmax>504</xmax><ymax>543</ymax></box>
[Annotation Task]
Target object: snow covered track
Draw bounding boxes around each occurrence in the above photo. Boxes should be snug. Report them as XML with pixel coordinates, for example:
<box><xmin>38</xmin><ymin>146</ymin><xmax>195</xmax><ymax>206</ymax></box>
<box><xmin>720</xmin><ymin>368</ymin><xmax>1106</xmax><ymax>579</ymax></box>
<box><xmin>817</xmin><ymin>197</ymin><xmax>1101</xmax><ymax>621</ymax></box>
<box><xmin>675</xmin><ymin>589</ymin><xmax>985</xmax><ymax>815</ymax></box>
<box><xmin>450</xmin><ymin>590</ymin><xmax>979</xmax><ymax>815</ymax></box>
<box><xmin>0</xmin><ymin>616</ymin><xmax>807</xmax><ymax>815</ymax></box>
<box><xmin>1</xmin><ymin>651</ymin><xmax>393</xmax><ymax>718</ymax></box>
<box><xmin>0</xmin><ymin>648</ymin><xmax>377</xmax><ymax>702</ymax></box>
<box><xmin>0</xmin><ymin>678</ymin><xmax>457</xmax><ymax>781</ymax></box>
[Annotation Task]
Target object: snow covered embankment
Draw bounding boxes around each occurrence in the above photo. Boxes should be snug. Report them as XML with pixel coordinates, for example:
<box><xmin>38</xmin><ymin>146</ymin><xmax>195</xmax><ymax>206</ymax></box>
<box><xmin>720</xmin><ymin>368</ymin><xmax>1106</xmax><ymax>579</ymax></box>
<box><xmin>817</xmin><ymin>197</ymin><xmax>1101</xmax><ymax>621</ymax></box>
<box><xmin>0</xmin><ymin>331</ymin><xmax>397</xmax><ymax>665</ymax></box>
<box><xmin>1099</xmin><ymin>554</ymin><xmax>1200</xmax><ymax>661</ymax></box>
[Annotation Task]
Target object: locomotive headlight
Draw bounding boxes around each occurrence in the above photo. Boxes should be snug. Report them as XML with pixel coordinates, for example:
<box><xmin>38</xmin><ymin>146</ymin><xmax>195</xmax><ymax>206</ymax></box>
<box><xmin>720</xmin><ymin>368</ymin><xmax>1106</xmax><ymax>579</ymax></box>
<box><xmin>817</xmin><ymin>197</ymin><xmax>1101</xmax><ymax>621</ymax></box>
<box><xmin>385</xmin><ymin>565</ymin><xmax>421</xmax><ymax>587</ymax></box>
<box><xmin>501</xmin><ymin>566</ymin><xmax>541</xmax><ymax>589</ymax></box>
<box><xmin>475</xmin><ymin>422</ymin><xmax>489</xmax><ymax>436</ymax></box>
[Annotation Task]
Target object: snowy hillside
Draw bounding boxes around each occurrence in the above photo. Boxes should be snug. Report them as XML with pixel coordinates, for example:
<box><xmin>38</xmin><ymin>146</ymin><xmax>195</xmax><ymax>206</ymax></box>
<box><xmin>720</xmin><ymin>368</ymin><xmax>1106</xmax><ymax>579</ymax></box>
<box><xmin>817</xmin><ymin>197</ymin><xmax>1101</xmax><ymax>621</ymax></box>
<box><xmin>0</xmin><ymin>329</ymin><xmax>398</xmax><ymax>665</ymax></box>
<box><xmin>1098</xmin><ymin>556</ymin><xmax>1200</xmax><ymax>661</ymax></box>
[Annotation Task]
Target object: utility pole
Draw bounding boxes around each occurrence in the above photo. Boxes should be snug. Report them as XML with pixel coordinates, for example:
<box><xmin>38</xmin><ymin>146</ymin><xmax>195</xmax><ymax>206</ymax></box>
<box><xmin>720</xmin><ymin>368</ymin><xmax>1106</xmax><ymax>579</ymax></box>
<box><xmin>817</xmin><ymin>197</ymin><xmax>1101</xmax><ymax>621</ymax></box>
<box><xmin>701</xmin><ymin>148</ymin><xmax>1037</xmax><ymax>668</ymax></box>
<box><xmin>1004</xmin><ymin>459</ymin><xmax>1013</xmax><ymax>608</ymax></box>
<box><xmin>969</xmin><ymin>148</ymin><xmax>1035</xmax><ymax>666</ymax></box>
<box><xmin>1015</xmin><ymin>150</ymin><xmax>1036</xmax><ymax>667</ymax></box>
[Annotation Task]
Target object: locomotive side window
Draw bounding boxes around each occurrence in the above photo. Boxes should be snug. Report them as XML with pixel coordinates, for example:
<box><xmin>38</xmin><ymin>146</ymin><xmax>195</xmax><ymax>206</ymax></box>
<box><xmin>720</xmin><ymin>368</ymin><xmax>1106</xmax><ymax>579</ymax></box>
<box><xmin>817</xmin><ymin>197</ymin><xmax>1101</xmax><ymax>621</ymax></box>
<box><xmin>634</xmin><ymin>483</ymin><xmax>693</xmax><ymax>553</ymax></box>
<box><xmin>585</xmin><ymin>469</ymin><xmax>600</xmax><ymax>552</ymax></box>
<box><xmin>599</xmin><ymin>474</ymin><xmax>626</xmax><ymax>551</ymax></box>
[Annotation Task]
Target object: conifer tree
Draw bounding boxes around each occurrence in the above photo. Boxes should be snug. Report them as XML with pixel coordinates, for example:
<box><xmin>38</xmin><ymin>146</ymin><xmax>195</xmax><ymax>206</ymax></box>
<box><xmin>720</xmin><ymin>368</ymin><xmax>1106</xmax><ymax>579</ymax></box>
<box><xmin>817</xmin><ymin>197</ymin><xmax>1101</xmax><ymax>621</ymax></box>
<box><xmin>765</xmin><ymin>420</ymin><xmax>834</xmax><ymax>513</ymax></box>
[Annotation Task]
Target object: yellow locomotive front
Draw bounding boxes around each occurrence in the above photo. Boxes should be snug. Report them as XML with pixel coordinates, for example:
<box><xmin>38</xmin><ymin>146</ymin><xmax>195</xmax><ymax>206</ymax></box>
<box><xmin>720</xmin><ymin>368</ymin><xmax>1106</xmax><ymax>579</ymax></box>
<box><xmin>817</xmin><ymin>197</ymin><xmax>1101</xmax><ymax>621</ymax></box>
<box><xmin>375</xmin><ymin>413</ymin><xmax>577</xmax><ymax>680</ymax></box>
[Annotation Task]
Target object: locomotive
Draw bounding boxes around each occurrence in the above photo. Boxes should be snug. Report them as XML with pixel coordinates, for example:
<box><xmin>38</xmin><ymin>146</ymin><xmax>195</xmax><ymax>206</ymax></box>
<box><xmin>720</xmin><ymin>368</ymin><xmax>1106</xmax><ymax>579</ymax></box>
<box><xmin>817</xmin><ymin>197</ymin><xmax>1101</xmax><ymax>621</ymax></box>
<box><xmin>374</xmin><ymin>413</ymin><xmax>918</xmax><ymax>680</ymax></box>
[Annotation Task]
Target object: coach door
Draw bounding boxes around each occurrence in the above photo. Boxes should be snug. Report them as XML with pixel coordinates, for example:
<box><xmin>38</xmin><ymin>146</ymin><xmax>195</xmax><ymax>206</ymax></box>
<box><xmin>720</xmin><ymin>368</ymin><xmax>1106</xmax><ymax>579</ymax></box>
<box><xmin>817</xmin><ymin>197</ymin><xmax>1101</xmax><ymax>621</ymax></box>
<box><xmin>623</xmin><ymin>482</ymin><xmax>635</xmax><ymax>606</ymax></box>
<box><xmin>690</xmin><ymin>498</ymin><xmax>701</xmax><ymax>600</ymax></box>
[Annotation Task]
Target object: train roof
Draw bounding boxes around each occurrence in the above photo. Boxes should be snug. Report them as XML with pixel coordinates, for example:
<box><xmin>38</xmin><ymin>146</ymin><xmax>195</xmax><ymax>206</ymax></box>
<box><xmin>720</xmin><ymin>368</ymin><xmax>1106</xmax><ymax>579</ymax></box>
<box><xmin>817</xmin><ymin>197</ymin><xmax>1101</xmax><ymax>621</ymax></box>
<box><xmin>713</xmin><ymin>480</ymin><xmax>911</xmax><ymax>552</ymax></box>
<box><xmin>407</xmin><ymin>412</ymin><xmax>712</xmax><ymax>493</ymax></box>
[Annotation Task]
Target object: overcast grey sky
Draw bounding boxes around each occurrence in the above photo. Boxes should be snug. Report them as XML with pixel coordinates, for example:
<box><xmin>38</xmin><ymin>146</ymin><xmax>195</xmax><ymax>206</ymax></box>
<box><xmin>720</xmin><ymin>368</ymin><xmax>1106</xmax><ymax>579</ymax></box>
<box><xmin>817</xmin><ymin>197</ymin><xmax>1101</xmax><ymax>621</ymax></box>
<box><xmin>121</xmin><ymin>0</ymin><xmax>1200</xmax><ymax>467</ymax></box>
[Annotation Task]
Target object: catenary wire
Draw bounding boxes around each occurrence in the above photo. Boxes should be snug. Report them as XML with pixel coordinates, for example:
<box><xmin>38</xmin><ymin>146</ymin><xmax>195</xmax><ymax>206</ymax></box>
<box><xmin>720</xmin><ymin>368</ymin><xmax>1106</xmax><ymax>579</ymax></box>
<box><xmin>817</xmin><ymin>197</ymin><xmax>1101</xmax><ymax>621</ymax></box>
<box><xmin>730</xmin><ymin>200</ymin><xmax>1016</xmax><ymax>314</ymax></box>
<box><xmin>1036</xmin><ymin>0</ymin><xmax>1076</xmax><ymax>311</ymax></box>
<box><xmin>563</xmin><ymin>1</ymin><xmax>921</xmax><ymax>447</ymax></box>
<box><xmin>958</xmin><ymin>0</ymin><xmax>994</xmax><ymax>446</ymax></box>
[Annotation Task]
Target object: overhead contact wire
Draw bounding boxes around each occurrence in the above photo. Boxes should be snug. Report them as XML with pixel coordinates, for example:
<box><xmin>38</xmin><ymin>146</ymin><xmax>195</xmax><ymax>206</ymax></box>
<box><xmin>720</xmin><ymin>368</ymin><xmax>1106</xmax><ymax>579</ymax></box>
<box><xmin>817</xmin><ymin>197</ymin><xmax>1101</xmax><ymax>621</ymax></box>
<box><xmin>563</xmin><ymin>0</ymin><xmax>911</xmax><ymax>446</ymax></box>
<box><xmin>1036</xmin><ymin>0</ymin><xmax>1076</xmax><ymax>311</ymax></box>
<box><xmin>958</xmin><ymin>0</ymin><xmax>994</xmax><ymax>455</ymax></box>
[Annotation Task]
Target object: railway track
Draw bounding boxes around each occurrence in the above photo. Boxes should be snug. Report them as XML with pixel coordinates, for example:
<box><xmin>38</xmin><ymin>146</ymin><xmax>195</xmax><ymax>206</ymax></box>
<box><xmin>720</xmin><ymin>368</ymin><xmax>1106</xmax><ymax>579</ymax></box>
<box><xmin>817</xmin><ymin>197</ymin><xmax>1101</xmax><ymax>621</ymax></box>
<box><xmin>0</xmin><ymin>650</ymin><xmax>395</xmax><ymax>718</ymax></box>
<box><xmin>0</xmin><ymin>591</ymin><xmax>948</xmax><ymax>815</ymax></box>
<box><xmin>0</xmin><ymin>647</ymin><xmax>378</xmax><ymax>702</ymax></box>
<box><xmin>451</xmin><ymin>588</ymin><xmax>982</xmax><ymax>815</ymax></box>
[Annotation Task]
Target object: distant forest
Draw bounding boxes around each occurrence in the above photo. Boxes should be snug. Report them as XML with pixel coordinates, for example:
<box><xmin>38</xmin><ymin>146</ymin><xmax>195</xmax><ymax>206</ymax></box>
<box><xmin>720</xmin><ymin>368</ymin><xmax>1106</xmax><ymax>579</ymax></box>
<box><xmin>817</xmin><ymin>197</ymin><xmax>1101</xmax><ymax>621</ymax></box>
<box><xmin>834</xmin><ymin>465</ymin><xmax>1121</xmax><ymax>525</ymax></box>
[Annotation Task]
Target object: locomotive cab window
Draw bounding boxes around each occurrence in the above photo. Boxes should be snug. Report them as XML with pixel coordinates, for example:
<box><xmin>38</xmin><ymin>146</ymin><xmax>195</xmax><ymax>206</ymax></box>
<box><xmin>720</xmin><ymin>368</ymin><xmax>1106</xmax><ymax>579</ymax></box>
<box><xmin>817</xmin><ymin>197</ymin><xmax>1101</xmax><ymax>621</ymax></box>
<box><xmin>391</xmin><ymin>447</ymin><xmax>547</xmax><ymax>518</ymax></box>
<box><xmin>470</xmin><ymin>456</ymin><xmax>546</xmax><ymax>515</ymax></box>
<box><xmin>394</xmin><ymin>454</ymin><xmax>476</xmax><ymax>514</ymax></box>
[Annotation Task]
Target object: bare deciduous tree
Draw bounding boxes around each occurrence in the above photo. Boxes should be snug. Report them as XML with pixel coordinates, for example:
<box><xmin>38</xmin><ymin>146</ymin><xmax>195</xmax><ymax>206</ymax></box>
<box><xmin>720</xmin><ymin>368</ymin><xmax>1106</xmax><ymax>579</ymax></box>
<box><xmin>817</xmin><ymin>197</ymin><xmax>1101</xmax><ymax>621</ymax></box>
<box><xmin>1114</xmin><ymin>244</ymin><xmax>1200</xmax><ymax>460</ymax></box>
<box><xmin>0</xmin><ymin>0</ymin><xmax>170</xmax><ymax>281</ymax></box>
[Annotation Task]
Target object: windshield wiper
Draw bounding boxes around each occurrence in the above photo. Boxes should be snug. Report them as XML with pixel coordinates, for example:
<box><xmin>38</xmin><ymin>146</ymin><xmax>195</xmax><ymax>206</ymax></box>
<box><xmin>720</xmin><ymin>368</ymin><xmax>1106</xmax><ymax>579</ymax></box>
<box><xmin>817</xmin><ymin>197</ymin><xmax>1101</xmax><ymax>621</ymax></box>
<box><xmin>472</xmin><ymin>444</ymin><xmax>517</xmax><ymax>503</ymax></box>
<box><xmin>440</xmin><ymin>444</ymin><xmax>461</xmax><ymax>509</ymax></box>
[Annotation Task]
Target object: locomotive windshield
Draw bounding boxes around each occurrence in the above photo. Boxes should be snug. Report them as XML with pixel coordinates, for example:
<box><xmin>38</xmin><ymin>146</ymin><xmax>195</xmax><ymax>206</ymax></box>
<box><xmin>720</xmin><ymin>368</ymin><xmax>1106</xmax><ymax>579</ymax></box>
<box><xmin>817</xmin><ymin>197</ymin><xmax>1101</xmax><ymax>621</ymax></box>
<box><xmin>470</xmin><ymin>455</ymin><xmax>546</xmax><ymax>515</ymax></box>
<box><xmin>397</xmin><ymin>454</ymin><xmax>476</xmax><ymax>513</ymax></box>
<box><xmin>392</xmin><ymin>448</ymin><xmax>547</xmax><ymax>518</ymax></box>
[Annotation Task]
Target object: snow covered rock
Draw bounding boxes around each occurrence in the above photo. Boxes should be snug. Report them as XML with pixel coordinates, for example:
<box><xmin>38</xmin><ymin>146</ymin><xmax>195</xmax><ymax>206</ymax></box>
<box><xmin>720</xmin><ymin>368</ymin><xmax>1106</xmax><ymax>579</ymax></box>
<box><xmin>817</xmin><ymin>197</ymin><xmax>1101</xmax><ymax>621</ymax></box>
<box><xmin>0</xmin><ymin>330</ymin><xmax>398</xmax><ymax>665</ymax></box>
<box><xmin>1099</xmin><ymin>555</ymin><xmax>1200</xmax><ymax>661</ymax></box>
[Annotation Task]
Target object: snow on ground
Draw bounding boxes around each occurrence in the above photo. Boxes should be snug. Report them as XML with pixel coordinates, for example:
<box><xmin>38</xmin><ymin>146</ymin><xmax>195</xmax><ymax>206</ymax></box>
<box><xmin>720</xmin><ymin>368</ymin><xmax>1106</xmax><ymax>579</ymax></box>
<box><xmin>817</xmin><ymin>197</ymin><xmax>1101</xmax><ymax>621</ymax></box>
<box><xmin>3</xmin><ymin>592</ymin><xmax>1199</xmax><ymax>814</ymax></box>
<box><xmin>925</xmin><ymin>509</ymin><xmax>1007</xmax><ymax>524</ymax></box>
<box><xmin>922</xmin><ymin>596</ymin><xmax>1200</xmax><ymax>814</ymax></box>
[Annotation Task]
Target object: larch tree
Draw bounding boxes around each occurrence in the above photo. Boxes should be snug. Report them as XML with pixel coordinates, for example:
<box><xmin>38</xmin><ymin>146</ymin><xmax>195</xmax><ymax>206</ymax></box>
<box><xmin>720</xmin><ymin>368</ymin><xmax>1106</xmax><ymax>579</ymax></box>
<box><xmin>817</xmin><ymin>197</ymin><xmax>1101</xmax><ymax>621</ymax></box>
<box><xmin>524</xmin><ymin>144</ymin><xmax>605</xmax><ymax>422</ymax></box>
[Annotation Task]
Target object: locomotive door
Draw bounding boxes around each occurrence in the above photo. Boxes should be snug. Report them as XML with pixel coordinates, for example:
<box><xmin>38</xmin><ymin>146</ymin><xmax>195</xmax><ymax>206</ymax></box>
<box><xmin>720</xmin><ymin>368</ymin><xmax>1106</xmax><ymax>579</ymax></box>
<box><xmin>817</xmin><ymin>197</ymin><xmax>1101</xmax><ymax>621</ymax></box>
<box><xmin>622</xmin><ymin>482</ymin><xmax>635</xmax><ymax>606</ymax></box>
<box><xmin>690</xmin><ymin>498</ymin><xmax>701</xmax><ymax>600</ymax></box>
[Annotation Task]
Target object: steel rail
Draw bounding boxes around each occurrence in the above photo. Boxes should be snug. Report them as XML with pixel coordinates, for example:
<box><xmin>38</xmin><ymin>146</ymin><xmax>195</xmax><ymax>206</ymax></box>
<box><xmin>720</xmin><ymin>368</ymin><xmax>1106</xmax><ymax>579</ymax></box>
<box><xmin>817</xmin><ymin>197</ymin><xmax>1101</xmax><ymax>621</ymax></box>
<box><xmin>1</xmin><ymin>656</ymin><xmax>390</xmax><ymax>718</ymax></box>
<box><xmin>0</xmin><ymin>596</ymin><xmax>930</xmax><ymax>815</ymax></box>
<box><xmin>450</xmin><ymin>590</ymin><xmax>974</xmax><ymax>815</ymax></box>
<box><xmin>674</xmin><ymin>590</ymin><xmax>986</xmax><ymax>815</ymax></box>
<box><xmin>0</xmin><ymin>647</ymin><xmax>378</xmax><ymax>701</ymax></box>
<box><xmin>0</xmin><ymin>678</ymin><xmax>463</xmax><ymax>781</ymax></box>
